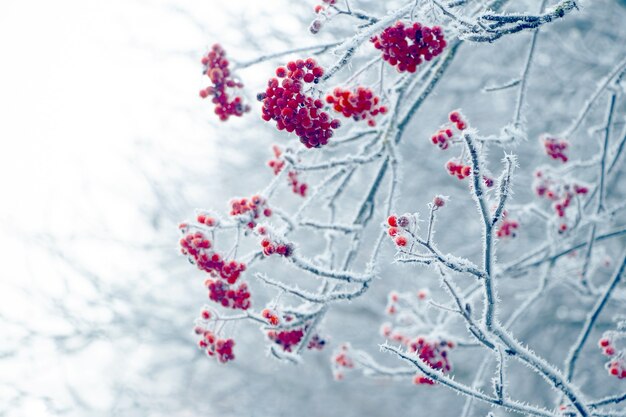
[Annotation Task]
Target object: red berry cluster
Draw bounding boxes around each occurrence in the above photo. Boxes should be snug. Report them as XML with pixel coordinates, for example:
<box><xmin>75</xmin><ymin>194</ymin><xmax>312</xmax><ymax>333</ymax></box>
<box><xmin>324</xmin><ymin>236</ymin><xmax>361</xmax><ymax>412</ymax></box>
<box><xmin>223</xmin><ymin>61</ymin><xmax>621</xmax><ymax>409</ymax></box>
<box><xmin>371</xmin><ymin>22</ymin><xmax>446</xmax><ymax>73</ymax></box>
<box><xmin>534</xmin><ymin>171</ymin><xmax>589</xmax><ymax>232</ymax></box>
<box><xmin>434</xmin><ymin>111</ymin><xmax>495</xmax><ymax>185</ymax></box>
<box><xmin>266</xmin><ymin>328</ymin><xmax>302</xmax><ymax>352</ymax></box>
<box><xmin>260</xmin><ymin>58</ymin><xmax>342</xmax><ymax>148</ymax></box>
<box><xmin>179</xmin><ymin>229</ymin><xmax>250</xmax><ymax>310</ymax></box>
<box><xmin>332</xmin><ymin>343</ymin><xmax>355</xmax><ymax>380</ymax></box>
<box><xmin>496</xmin><ymin>218</ymin><xmax>519</xmax><ymax>238</ymax></box>
<box><xmin>387</xmin><ymin>215</ymin><xmax>413</xmax><ymax>247</ymax></box>
<box><xmin>446</xmin><ymin>160</ymin><xmax>472</xmax><ymax>180</ymax></box>
<box><xmin>261</xmin><ymin>237</ymin><xmax>295</xmax><ymax>257</ymax></box>
<box><xmin>599</xmin><ymin>335</ymin><xmax>626</xmax><ymax>379</ymax></box>
<box><xmin>229</xmin><ymin>195</ymin><xmax>272</xmax><ymax>229</ymax></box>
<box><xmin>448</xmin><ymin>110</ymin><xmax>467</xmax><ymax>131</ymax></box>
<box><xmin>444</xmin><ymin>163</ymin><xmax>494</xmax><ymax>186</ymax></box>
<box><xmin>196</xmin><ymin>213</ymin><xmax>218</xmax><ymax>227</ymax></box>
<box><xmin>199</xmin><ymin>44</ymin><xmax>250</xmax><ymax>121</ymax></box>
<box><xmin>288</xmin><ymin>171</ymin><xmax>308</xmax><ymax>197</ymax></box>
<box><xmin>268</xmin><ymin>145</ymin><xmax>286</xmax><ymax>174</ymax></box>
<box><xmin>197</xmin><ymin>329</ymin><xmax>236</xmax><ymax>363</ymax></box>
<box><xmin>261</xmin><ymin>308</ymin><xmax>281</xmax><ymax>326</ymax></box>
<box><xmin>542</xmin><ymin>135</ymin><xmax>569</xmax><ymax>163</ymax></box>
<box><xmin>325</xmin><ymin>86</ymin><xmax>387</xmax><ymax>127</ymax></box>
<box><xmin>266</xmin><ymin>319</ymin><xmax>325</xmax><ymax>352</ymax></box>
<box><xmin>180</xmin><ymin>230</ymin><xmax>246</xmax><ymax>284</ymax></box>
<box><xmin>267</xmin><ymin>145</ymin><xmax>308</xmax><ymax>197</ymax></box>
<box><xmin>431</xmin><ymin>127</ymin><xmax>454</xmax><ymax>150</ymax></box>
<box><xmin>409</xmin><ymin>337</ymin><xmax>454</xmax><ymax>385</ymax></box>
<box><xmin>430</xmin><ymin>111</ymin><xmax>467</xmax><ymax>149</ymax></box>
<box><xmin>205</xmin><ymin>278</ymin><xmax>251</xmax><ymax>310</ymax></box>
<box><xmin>380</xmin><ymin>290</ymin><xmax>453</xmax><ymax>386</ymax></box>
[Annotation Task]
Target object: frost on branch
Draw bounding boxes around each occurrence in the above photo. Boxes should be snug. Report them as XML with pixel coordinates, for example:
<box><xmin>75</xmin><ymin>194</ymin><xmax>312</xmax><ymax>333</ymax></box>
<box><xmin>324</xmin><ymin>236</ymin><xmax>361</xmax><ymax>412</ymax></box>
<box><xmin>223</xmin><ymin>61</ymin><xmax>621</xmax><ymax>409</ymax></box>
<box><xmin>176</xmin><ymin>2</ymin><xmax>626</xmax><ymax>416</ymax></box>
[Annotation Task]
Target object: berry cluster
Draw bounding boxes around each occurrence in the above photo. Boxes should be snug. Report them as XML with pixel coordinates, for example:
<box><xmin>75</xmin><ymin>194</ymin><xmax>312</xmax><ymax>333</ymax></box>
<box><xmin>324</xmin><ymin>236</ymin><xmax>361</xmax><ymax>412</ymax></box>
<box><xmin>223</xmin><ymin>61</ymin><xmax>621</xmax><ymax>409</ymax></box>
<box><xmin>266</xmin><ymin>328</ymin><xmax>303</xmax><ymax>351</ymax></box>
<box><xmin>496</xmin><ymin>218</ymin><xmax>520</xmax><ymax>238</ymax></box>
<box><xmin>387</xmin><ymin>214</ymin><xmax>415</xmax><ymax>247</ymax></box>
<box><xmin>197</xmin><ymin>329</ymin><xmax>236</xmax><ymax>363</ymax></box>
<box><xmin>199</xmin><ymin>44</ymin><xmax>250</xmax><ymax>121</ymax></box>
<box><xmin>445</xmin><ymin>160</ymin><xmax>493</xmax><ymax>186</ymax></box>
<box><xmin>542</xmin><ymin>135</ymin><xmax>569</xmax><ymax>163</ymax></box>
<box><xmin>380</xmin><ymin>290</ymin><xmax>453</xmax><ymax>386</ymax></box>
<box><xmin>266</xmin><ymin>318</ymin><xmax>325</xmax><ymax>352</ymax></box>
<box><xmin>431</xmin><ymin>111</ymin><xmax>467</xmax><ymax>149</ymax></box>
<box><xmin>325</xmin><ymin>86</ymin><xmax>387</xmax><ymax>126</ymax></box>
<box><xmin>179</xmin><ymin>229</ymin><xmax>250</xmax><ymax>310</ymax></box>
<box><xmin>446</xmin><ymin>160</ymin><xmax>472</xmax><ymax>180</ymax></box>
<box><xmin>260</xmin><ymin>59</ymin><xmax>342</xmax><ymax>148</ymax></box>
<box><xmin>371</xmin><ymin>22</ymin><xmax>446</xmax><ymax>73</ymax></box>
<box><xmin>533</xmin><ymin>171</ymin><xmax>589</xmax><ymax>232</ymax></box>
<box><xmin>272</xmin><ymin>328</ymin><xmax>304</xmax><ymax>350</ymax></box>
<box><xmin>431</xmin><ymin>127</ymin><xmax>454</xmax><ymax>150</ymax></box>
<box><xmin>267</xmin><ymin>145</ymin><xmax>308</xmax><ymax>197</ymax></box>
<box><xmin>332</xmin><ymin>343</ymin><xmax>355</xmax><ymax>381</ymax></box>
<box><xmin>409</xmin><ymin>337</ymin><xmax>454</xmax><ymax>385</ymax></box>
<box><xmin>205</xmin><ymin>278</ymin><xmax>251</xmax><ymax>310</ymax></box>
<box><xmin>229</xmin><ymin>195</ymin><xmax>273</xmax><ymax>229</ymax></box>
<box><xmin>261</xmin><ymin>237</ymin><xmax>295</xmax><ymax>257</ymax></box>
<box><xmin>196</xmin><ymin>213</ymin><xmax>218</xmax><ymax>227</ymax></box>
<box><xmin>599</xmin><ymin>325</ymin><xmax>626</xmax><ymax>379</ymax></box>
<box><xmin>268</xmin><ymin>145</ymin><xmax>286</xmax><ymax>174</ymax></box>
<box><xmin>179</xmin><ymin>230</ymin><xmax>246</xmax><ymax>284</ymax></box>
<box><xmin>448</xmin><ymin>110</ymin><xmax>467</xmax><ymax>131</ymax></box>
<box><xmin>261</xmin><ymin>308</ymin><xmax>281</xmax><ymax>326</ymax></box>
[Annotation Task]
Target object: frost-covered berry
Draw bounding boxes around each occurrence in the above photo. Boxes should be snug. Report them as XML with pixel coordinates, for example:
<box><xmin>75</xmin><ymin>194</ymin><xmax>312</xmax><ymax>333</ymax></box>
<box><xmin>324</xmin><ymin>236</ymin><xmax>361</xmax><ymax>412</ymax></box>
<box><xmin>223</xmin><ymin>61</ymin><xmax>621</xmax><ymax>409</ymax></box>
<box><xmin>267</xmin><ymin>145</ymin><xmax>308</xmax><ymax>197</ymax></box>
<box><xmin>199</xmin><ymin>44</ymin><xmax>250</xmax><ymax>121</ymax></box>
<box><xmin>496</xmin><ymin>219</ymin><xmax>519</xmax><ymax>238</ymax></box>
<box><xmin>326</xmin><ymin>86</ymin><xmax>387</xmax><ymax>126</ymax></box>
<box><xmin>261</xmin><ymin>308</ymin><xmax>281</xmax><ymax>326</ymax></box>
<box><xmin>260</xmin><ymin>236</ymin><xmax>295</xmax><ymax>258</ymax></box>
<box><xmin>229</xmin><ymin>195</ymin><xmax>272</xmax><ymax>229</ymax></box>
<box><xmin>260</xmin><ymin>59</ymin><xmax>341</xmax><ymax>149</ymax></box>
<box><xmin>542</xmin><ymin>134</ymin><xmax>569</xmax><ymax>163</ymax></box>
<box><xmin>371</xmin><ymin>22</ymin><xmax>446</xmax><ymax>73</ymax></box>
<box><xmin>446</xmin><ymin>160</ymin><xmax>471</xmax><ymax>180</ymax></box>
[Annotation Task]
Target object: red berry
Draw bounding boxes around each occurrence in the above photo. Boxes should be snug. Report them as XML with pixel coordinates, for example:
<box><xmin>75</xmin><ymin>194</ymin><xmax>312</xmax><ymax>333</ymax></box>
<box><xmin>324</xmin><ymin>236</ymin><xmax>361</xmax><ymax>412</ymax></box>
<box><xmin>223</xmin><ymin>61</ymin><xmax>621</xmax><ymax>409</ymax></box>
<box><xmin>200</xmin><ymin>44</ymin><xmax>249</xmax><ymax>121</ymax></box>
<box><xmin>372</xmin><ymin>22</ymin><xmax>446</xmax><ymax>72</ymax></box>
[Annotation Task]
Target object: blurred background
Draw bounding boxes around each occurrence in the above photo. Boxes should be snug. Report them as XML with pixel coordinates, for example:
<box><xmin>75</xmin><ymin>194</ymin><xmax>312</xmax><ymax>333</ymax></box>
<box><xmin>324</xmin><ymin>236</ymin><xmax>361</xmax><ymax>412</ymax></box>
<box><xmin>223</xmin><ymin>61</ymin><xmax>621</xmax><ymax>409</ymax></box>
<box><xmin>1</xmin><ymin>1</ymin><xmax>625</xmax><ymax>416</ymax></box>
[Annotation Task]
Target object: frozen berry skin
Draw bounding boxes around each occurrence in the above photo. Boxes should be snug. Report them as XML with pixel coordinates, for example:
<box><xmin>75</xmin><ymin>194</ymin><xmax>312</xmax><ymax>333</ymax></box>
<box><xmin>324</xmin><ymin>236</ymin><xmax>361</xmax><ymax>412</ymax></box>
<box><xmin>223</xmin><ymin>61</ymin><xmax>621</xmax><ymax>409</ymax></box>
<box><xmin>199</xmin><ymin>44</ymin><xmax>250</xmax><ymax>121</ymax></box>
<box><xmin>261</xmin><ymin>59</ymin><xmax>340</xmax><ymax>149</ymax></box>
<box><xmin>371</xmin><ymin>22</ymin><xmax>446</xmax><ymax>73</ymax></box>
<box><xmin>326</xmin><ymin>86</ymin><xmax>386</xmax><ymax>126</ymax></box>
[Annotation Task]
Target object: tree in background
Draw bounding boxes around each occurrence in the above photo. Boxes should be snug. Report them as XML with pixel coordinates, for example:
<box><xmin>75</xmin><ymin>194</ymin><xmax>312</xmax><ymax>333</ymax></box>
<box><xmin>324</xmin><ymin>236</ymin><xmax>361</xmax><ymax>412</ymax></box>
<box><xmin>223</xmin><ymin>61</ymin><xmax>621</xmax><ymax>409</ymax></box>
<box><xmin>181</xmin><ymin>1</ymin><xmax>626</xmax><ymax>416</ymax></box>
